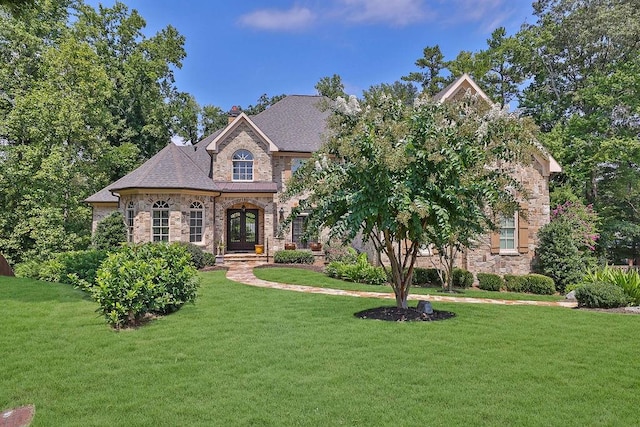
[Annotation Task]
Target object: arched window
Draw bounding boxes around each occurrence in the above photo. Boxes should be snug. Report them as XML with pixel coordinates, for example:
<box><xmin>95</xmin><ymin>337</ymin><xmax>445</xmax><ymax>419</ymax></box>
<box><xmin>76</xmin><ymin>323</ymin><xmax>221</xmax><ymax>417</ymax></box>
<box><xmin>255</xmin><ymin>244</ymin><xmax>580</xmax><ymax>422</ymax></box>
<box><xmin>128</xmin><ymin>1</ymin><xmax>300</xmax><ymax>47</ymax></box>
<box><xmin>189</xmin><ymin>201</ymin><xmax>204</xmax><ymax>243</ymax></box>
<box><xmin>152</xmin><ymin>200</ymin><xmax>170</xmax><ymax>242</ymax></box>
<box><xmin>232</xmin><ymin>149</ymin><xmax>253</xmax><ymax>181</ymax></box>
<box><xmin>126</xmin><ymin>201</ymin><xmax>135</xmax><ymax>243</ymax></box>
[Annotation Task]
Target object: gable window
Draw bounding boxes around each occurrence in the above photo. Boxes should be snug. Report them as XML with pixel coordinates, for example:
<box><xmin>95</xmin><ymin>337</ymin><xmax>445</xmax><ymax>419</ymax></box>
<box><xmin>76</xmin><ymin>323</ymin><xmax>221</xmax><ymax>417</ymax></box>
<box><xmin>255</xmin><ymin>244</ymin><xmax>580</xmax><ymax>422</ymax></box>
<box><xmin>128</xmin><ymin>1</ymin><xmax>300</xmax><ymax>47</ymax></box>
<box><xmin>189</xmin><ymin>201</ymin><xmax>204</xmax><ymax>243</ymax></box>
<box><xmin>152</xmin><ymin>200</ymin><xmax>170</xmax><ymax>242</ymax></box>
<box><xmin>126</xmin><ymin>201</ymin><xmax>135</xmax><ymax>243</ymax></box>
<box><xmin>500</xmin><ymin>215</ymin><xmax>517</xmax><ymax>253</ymax></box>
<box><xmin>232</xmin><ymin>149</ymin><xmax>253</xmax><ymax>181</ymax></box>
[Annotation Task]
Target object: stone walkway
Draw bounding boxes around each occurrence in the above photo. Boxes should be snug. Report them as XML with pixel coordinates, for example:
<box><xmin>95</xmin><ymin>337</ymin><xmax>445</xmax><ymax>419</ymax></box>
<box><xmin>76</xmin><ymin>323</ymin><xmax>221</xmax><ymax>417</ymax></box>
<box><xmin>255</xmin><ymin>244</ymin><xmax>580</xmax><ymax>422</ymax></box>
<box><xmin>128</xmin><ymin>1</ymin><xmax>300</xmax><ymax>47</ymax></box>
<box><xmin>224</xmin><ymin>262</ymin><xmax>578</xmax><ymax>308</ymax></box>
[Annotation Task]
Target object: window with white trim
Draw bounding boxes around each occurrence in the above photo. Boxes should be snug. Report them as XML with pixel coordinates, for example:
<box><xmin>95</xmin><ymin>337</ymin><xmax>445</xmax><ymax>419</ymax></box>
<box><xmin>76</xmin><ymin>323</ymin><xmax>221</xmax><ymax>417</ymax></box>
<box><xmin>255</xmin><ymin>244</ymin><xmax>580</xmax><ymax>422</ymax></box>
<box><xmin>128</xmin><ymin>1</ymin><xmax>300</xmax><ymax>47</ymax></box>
<box><xmin>232</xmin><ymin>149</ymin><xmax>253</xmax><ymax>181</ymax></box>
<box><xmin>500</xmin><ymin>215</ymin><xmax>517</xmax><ymax>252</ymax></box>
<box><xmin>189</xmin><ymin>201</ymin><xmax>204</xmax><ymax>243</ymax></box>
<box><xmin>126</xmin><ymin>201</ymin><xmax>135</xmax><ymax>243</ymax></box>
<box><xmin>152</xmin><ymin>200</ymin><xmax>170</xmax><ymax>242</ymax></box>
<box><xmin>291</xmin><ymin>158</ymin><xmax>305</xmax><ymax>173</ymax></box>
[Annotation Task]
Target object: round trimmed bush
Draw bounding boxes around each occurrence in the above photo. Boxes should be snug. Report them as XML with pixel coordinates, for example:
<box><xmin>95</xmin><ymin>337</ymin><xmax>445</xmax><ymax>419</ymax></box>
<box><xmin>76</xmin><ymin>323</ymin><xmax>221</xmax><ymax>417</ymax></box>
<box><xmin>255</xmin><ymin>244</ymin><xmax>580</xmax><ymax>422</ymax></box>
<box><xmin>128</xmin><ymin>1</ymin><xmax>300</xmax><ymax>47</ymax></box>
<box><xmin>452</xmin><ymin>268</ymin><xmax>473</xmax><ymax>288</ymax></box>
<box><xmin>176</xmin><ymin>242</ymin><xmax>206</xmax><ymax>269</ymax></box>
<box><xmin>92</xmin><ymin>211</ymin><xmax>127</xmax><ymax>251</ymax></box>
<box><xmin>477</xmin><ymin>273</ymin><xmax>503</xmax><ymax>291</ymax></box>
<box><xmin>523</xmin><ymin>274</ymin><xmax>556</xmax><ymax>295</ymax></box>
<box><xmin>574</xmin><ymin>282</ymin><xmax>629</xmax><ymax>308</ymax></box>
<box><xmin>504</xmin><ymin>274</ymin><xmax>526</xmax><ymax>293</ymax></box>
<box><xmin>413</xmin><ymin>268</ymin><xmax>444</xmax><ymax>287</ymax></box>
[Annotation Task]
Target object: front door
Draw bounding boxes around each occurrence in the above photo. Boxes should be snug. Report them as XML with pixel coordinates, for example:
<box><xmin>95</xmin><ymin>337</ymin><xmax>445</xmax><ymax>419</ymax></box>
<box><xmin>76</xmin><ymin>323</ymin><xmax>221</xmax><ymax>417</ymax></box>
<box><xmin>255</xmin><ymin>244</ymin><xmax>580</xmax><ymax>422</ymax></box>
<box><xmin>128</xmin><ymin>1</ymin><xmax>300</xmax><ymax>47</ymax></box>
<box><xmin>227</xmin><ymin>209</ymin><xmax>258</xmax><ymax>252</ymax></box>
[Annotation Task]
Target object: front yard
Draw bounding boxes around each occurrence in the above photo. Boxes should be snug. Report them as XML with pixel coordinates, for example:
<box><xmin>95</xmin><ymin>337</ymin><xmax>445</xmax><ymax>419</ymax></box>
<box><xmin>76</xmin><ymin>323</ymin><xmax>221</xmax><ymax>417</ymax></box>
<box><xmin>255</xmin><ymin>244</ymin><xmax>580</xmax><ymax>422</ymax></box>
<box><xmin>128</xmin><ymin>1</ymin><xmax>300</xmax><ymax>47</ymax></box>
<box><xmin>1</xmin><ymin>271</ymin><xmax>639</xmax><ymax>425</ymax></box>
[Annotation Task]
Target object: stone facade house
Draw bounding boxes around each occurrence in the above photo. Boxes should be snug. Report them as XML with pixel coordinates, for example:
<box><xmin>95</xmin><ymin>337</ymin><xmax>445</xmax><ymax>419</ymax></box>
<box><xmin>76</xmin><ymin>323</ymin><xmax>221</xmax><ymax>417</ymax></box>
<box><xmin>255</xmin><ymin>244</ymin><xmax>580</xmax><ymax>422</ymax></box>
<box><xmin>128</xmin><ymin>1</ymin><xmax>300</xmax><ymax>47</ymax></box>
<box><xmin>86</xmin><ymin>74</ymin><xmax>560</xmax><ymax>275</ymax></box>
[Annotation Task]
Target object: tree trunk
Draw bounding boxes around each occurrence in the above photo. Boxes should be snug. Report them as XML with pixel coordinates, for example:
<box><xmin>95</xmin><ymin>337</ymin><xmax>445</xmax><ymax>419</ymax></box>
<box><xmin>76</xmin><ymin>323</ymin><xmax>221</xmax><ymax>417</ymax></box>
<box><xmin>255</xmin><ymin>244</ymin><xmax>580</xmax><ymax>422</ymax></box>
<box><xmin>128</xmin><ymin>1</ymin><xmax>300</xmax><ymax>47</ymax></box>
<box><xmin>395</xmin><ymin>291</ymin><xmax>408</xmax><ymax>309</ymax></box>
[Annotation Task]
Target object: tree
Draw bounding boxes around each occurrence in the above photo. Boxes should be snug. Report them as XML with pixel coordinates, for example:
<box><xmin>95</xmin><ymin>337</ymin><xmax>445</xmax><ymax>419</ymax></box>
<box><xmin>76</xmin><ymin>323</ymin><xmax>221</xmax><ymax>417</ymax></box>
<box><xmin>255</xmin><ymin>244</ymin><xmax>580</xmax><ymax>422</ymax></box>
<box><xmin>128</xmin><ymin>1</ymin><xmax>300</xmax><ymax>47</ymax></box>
<box><xmin>315</xmin><ymin>74</ymin><xmax>346</xmax><ymax>99</ymax></box>
<box><xmin>243</xmin><ymin>93</ymin><xmax>286</xmax><ymax>116</ymax></box>
<box><xmin>363</xmin><ymin>81</ymin><xmax>417</xmax><ymax>106</ymax></box>
<box><xmin>201</xmin><ymin>105</ymin><xmax>228</xmax><ymax>136</ymax></box>
<box><xmin>92</xmin><ymin>211</ymin><xmax>127</xmax><ymax>251</ymax></box>
<box><xmin>402</xmin><ymin>45</ymin><xmax>448</xmax><ymax>96</ymax></box>
<box><xmin>283</xmin><ymin>91</ymin><xmax>538</xmax><ymax>308</ymax></box>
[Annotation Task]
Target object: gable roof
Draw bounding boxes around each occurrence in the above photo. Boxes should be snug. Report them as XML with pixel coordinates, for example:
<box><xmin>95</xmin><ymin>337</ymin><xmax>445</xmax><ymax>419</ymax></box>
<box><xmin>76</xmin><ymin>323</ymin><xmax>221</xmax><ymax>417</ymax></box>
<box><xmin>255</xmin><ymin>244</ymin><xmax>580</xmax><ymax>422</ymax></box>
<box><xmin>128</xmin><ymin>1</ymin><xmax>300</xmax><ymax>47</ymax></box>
<box><xmin>433</xmin><ymin>73</ymin><xmax>490</xmax><ymax>102</ymax></box>
<box><xmin>206</xmin><ymin>112</ymin><xmax>279</xmax><ymax>153</ymax></box>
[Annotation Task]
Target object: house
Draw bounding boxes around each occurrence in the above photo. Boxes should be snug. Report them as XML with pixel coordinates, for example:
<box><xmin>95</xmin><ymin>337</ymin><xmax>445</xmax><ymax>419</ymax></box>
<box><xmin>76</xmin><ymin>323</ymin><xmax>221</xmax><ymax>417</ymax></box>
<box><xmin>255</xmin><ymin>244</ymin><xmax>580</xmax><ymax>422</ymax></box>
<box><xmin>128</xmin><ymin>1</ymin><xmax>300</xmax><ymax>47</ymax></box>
<box><xmin>86</xmin><ymin>74</ymin><xmax>561</xmax><ymax>275</ymax></box>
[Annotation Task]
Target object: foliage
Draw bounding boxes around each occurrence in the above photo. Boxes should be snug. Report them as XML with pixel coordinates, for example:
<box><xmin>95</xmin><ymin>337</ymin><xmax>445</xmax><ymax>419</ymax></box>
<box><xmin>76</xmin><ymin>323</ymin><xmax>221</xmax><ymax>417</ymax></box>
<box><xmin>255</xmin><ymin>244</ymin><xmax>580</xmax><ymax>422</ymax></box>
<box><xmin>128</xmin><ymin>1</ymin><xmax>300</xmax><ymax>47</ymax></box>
<box><xmin>584</xmin><ymin>267</ymin><xmax>640</xmax><ymax>306</ymax></box>
<box><xmin>522</xmin><ymin>274</ymin><xmax>556</xmax><ymax>295</ymax></box>
<box><xmin>412</xmin><ymin>268</ymin><xmax>444</xmax><ymax>287</ymax></box>
<box><xmin>504</xmin><ymin>274</ymin><xmax>526</xmax><ymax>293</ymax></box>
<box><xmin>273</xmin><ymin>250</ymin><xmax>315</xmax><ymax>265</ymax></box>
<box><xmin>325</xmin><ymin>252</ymin><xmax>387</xmax><ymax>286</ymax></box>
<box><xmin>202</xmin><ymin>252</ymin><xmax>216</xmax><ymax>267</ymax></box>
<box><xmin>323</xmin><ymin>242</ymin><xmax>358</xmax><ymax>264</ymax></box>
<box><xmin>92</xmin><ymin>211</ymin><xmax>127</xmax><ymax>251</ymax></box>
<box><xmin>477</xmin><ymin>273</ymin><xmax>503</xmax><ymax>291</ymax></box>
<box><xmin>535</xmin><ymin>201</ymin><xmax>599</xmax><ymax>292</ymax></box>
<box><xmin>451</xmin><ymin>268</ymin><xmax>474</xmax><ymax>288</ymax></box>
<box><xmin>176</xmin><ymin>242</ymin><xmax>207</xmax><ymax>269</ymax></box>
<box><xmin>283</xmin><ymin>89</ymin><xmax>538</xmax><ymax>308</ymax></box>
<box><xmin>315</xmin><ymin>74</ymin><xmax>346</xmax><ymax>99</ymax></box>
<box><xmin>15</xmin><ymin>249</ymin><xmax>108</xmax><ymax>287</ymax></box>
<box><xmin>574</xmin><ymin>282</ymin><xmax>629</xmax><ymax>309</ymax></box>
<box><xmin>90</xmin><ymin>243</ymin><xmax>198</xmax><ymax>328</ymax></box>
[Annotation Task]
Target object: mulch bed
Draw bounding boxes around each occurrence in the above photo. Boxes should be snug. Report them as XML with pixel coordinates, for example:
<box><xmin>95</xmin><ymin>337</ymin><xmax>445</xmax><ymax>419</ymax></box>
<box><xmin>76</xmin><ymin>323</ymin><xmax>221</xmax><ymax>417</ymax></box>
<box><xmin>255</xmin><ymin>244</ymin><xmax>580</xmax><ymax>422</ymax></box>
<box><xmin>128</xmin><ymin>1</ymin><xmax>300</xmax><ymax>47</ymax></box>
<box><xmin>355</xmin><ymin>306</ymin><xmax>456</xmax><ymax>322</ymax></box>
<box><xmin>1</xmin><ymin>405</ymin><xmax>35</xmax><ymax>427</ymax></box>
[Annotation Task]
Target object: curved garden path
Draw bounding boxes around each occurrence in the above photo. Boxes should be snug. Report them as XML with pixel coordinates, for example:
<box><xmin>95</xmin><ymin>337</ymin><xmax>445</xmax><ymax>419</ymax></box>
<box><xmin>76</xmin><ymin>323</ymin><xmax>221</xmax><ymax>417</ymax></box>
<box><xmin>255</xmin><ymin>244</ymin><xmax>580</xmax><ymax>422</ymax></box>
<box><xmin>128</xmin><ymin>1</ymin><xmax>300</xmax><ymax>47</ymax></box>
<box><xmin>224</xmin><ymin>262</ymin><xmax>578</xmax><ymax>308</ymax></box>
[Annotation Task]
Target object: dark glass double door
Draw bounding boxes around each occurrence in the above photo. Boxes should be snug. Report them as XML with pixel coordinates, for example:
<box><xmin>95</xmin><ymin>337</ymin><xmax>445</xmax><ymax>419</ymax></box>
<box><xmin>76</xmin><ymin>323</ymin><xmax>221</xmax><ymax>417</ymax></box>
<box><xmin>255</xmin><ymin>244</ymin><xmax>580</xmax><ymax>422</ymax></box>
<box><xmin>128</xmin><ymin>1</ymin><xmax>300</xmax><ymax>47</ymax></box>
<box><xmin>227</xmin><ymin>209</ymin><xmax>258</xmax><ymax>252</ymax></box>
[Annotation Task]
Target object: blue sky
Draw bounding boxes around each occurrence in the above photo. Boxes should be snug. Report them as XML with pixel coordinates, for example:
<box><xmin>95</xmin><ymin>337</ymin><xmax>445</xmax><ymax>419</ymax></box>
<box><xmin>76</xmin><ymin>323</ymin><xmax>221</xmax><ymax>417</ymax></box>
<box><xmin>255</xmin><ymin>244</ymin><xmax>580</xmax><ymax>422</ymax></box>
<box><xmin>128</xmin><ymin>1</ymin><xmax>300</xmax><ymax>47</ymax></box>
<box><xmin>88</xmin><ymin>0</ymin><xmax>536</xmax><ymax>110</ymax></box>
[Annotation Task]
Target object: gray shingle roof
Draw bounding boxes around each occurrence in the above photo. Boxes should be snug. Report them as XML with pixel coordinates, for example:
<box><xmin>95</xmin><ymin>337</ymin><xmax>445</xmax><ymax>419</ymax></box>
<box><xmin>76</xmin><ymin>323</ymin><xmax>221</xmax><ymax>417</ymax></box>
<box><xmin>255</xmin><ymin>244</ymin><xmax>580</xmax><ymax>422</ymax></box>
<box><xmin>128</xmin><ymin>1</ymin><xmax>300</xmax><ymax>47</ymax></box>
<box><xmin>249</xmin><ymin>95</ymin><xmax>329</xmax><ymax>152</ymax></box>
<box><xmin>87</xmin><ymin>95</ymin><xmax>330</xmax><ymax>204</ymax></box>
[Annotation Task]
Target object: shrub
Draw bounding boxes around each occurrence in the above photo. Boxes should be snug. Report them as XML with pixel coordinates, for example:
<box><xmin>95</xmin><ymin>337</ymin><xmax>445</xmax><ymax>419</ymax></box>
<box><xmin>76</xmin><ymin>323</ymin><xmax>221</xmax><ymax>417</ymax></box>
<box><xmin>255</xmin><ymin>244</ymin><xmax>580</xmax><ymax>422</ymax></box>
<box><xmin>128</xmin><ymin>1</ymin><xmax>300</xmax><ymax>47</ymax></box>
<box><xmin>324</xmin><ymin>243</ymin><xmax>358</xmax><ymax>263</ymax></box>
<box><xmin>176</xmin><ymin>242</ymin><xmax>206</xmax><ymax>269</ymax></box>
<box><xmin>91</xmin><ymin>243</ymin><xmax>199</xmax><ymax>328</ymax></box>
<box><xmin>202</xmin><ymin>252</ymin><xmax>216</xmax><ymax>267</ymax></box>
<box><xmin>584</xmin><ymin>267</ymin><xmax>640</xmax><ymax>306</ymax></box>
<box><xmin>274</xmin><ymin>249</ymin><xmax>315</xmax><ymax>264</ymax></box>
<box><xmin>574</xmin><ymin>282</ymin><xmax>629</xmax><ymax>308</ymax></box>
<box><xmin>452</xmin><ymin>268</ymin><xmax>473</xmax><ymax>288</ymax></box>
<box><xmin>535</xmin><ymin>201</ymin><xmax>598</xmax><ymax>293</ymax></box>
<box><xmin>412</xmin><ymin>268</ymin><xmax>444</xmax><ymax>287</ymax></box>
<box><xmin>522</xmin><ymin>274</ymin><xmax>556</xmax><ymax>295</ymax></box>
<box><xmin>92</xmin><ymin>211</ymin><xmax>127</xmax><ymax>251</ymax></box>
<box><xmin>477</xmin><ymin>273</ymin><xmax>503</xmax><ymax>291</ymax></box>
<box><xmin>325</xmin><ymin>252</ymin><xmax>387</xmax><ymax>285</ymax></box>
<box><xmin>14</xmin><ymin>259</ymin><xmax>44</xmax><ymax>280</ymax></box>
<box><xmin>504</xmin><ymin>274</ymin><xmax>526</xmax><ymax>293</ymax></box>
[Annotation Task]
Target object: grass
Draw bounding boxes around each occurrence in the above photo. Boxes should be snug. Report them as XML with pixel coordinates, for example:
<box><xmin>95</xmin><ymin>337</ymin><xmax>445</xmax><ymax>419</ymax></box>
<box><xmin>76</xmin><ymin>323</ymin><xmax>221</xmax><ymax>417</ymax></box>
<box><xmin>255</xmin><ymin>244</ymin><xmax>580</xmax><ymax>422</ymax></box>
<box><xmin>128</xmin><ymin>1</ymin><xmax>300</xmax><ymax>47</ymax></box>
<box><xmin>2</xmin><ymin>272</ymin><xmax>639</xmax><ymax>426</ymax></box>
<box><xmin>254</xmin><ymin>267</ymin><xmax>564</xmax><ymax>302</ymax></box>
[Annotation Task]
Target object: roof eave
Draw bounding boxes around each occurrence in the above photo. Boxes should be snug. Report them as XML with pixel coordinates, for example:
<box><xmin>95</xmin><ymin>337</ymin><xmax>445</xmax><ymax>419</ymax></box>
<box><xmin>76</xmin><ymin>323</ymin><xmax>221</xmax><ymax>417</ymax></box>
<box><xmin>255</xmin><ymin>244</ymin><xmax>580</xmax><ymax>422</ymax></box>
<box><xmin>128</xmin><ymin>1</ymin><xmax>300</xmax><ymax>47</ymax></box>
<box><xmin>206</xmin><ymin>112</ymin><xmax>279</xmax><ymax>153</ymax></box>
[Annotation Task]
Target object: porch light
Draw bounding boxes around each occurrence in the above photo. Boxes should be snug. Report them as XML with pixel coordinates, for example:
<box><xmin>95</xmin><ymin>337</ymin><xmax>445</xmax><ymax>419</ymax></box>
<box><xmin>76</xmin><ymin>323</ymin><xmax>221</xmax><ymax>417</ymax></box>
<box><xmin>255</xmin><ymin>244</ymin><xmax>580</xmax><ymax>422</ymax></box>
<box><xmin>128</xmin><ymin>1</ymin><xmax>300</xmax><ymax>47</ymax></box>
<box><xmin>279</xmin><ymin>207</ymin><xmax>285</xmax><ymax>222</ymax></box>
<box><xmin>241</xmin><ymin>204</ymin><xmax>246</xmax><ymax>212</ymax></box>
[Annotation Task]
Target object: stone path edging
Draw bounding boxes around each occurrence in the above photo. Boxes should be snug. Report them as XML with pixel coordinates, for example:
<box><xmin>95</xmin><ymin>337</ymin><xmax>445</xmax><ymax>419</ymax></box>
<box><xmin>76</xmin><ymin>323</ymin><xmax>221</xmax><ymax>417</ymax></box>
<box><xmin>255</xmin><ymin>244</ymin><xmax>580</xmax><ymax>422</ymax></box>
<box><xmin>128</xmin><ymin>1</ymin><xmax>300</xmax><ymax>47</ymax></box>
<box><xmin>224</xmin><ymin>263</ymin><xmax>578</xmax><ymax>308</ymax></box>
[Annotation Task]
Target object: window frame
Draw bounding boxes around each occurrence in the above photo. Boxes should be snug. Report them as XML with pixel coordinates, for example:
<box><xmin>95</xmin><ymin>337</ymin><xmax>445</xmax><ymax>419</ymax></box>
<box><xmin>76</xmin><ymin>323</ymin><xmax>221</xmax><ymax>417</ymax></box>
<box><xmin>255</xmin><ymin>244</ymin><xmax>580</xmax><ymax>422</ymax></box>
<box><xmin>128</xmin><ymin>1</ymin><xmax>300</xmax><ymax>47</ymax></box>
<box><xmin>232</xmin><ymin>149</ymin><xmax>254</xmax><ymax>182</ymax></box>
<box><xmin>499</xmin><ymin>213</ymin><xmax>518</xmax><ymax>254</ymax></box>
<box><xmin>126</xmin><ymin>201</ymin><xmax>135</xmax><ymax>243</ymax></box>
<box><xmin>151</xmin><ymin>200</ymin><xmax>170</xmax><ymax>242</ymax></box>
<box><xmin>189</xmin><ymin>201</ymin><xmax>204</xmax><ymax>244</ymax></box>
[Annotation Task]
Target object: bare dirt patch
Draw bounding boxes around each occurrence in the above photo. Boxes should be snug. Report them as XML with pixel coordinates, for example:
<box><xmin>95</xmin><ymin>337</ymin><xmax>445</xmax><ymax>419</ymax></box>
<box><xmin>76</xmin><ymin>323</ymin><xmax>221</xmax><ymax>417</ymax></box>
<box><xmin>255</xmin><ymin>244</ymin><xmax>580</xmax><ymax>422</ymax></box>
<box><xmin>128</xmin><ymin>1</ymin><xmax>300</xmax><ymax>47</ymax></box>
<box><xmin>355</xmin><ymin>306</ymin><xmax>456</xmax><ymax>322</ymax></box>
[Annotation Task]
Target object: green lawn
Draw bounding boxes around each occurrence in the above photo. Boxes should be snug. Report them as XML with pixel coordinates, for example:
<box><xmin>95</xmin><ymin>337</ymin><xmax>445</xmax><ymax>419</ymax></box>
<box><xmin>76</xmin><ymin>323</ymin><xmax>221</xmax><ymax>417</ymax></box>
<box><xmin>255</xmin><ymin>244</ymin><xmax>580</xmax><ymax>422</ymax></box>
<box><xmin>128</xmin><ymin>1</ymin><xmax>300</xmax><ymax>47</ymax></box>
<box><xmin>1</xmin><ymin>272</ymin><xmax>639</xmax><ymax>426</ymax></box>
<box><xmin>254</xmin><ymin>267</ymin><xmax>564</xmax><ymax>302</ymax></box>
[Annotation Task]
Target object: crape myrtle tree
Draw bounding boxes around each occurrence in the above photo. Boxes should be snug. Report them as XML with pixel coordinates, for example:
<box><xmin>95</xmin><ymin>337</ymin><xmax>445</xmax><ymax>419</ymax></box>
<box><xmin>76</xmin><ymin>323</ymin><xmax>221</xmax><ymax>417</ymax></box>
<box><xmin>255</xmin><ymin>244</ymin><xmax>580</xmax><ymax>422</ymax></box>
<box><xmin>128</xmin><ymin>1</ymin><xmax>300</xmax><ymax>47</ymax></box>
<box><xmin>282</xmin><ymin>90</ymin><xmax>539</xmax><ymax>308</ymax></box>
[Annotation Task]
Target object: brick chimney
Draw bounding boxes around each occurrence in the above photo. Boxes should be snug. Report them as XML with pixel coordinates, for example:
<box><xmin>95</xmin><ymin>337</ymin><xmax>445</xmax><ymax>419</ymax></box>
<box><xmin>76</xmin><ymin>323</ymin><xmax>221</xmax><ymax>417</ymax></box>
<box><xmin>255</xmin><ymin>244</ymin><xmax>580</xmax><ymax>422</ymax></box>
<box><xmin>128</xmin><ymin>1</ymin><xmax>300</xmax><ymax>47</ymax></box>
<box><xmin>228</xmin><ymin>105</ymin><xmax>241</xmax><ymax>124</ymax></box>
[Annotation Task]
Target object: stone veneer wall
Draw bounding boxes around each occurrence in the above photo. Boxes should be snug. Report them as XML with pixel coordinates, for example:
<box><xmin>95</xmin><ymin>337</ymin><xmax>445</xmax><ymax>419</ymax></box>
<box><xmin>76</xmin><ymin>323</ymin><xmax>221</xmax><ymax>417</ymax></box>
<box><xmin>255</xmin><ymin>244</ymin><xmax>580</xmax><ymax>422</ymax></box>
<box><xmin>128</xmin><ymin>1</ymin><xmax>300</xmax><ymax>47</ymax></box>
<box><xmin>211</xmin><ymin>123</ymin><xmax>272</xmax><ymax>182</ymax></box>
<box><xmin>117</xmin><ymin>193</ymin><xmax>216</xmax><ymax>252</ymax></box>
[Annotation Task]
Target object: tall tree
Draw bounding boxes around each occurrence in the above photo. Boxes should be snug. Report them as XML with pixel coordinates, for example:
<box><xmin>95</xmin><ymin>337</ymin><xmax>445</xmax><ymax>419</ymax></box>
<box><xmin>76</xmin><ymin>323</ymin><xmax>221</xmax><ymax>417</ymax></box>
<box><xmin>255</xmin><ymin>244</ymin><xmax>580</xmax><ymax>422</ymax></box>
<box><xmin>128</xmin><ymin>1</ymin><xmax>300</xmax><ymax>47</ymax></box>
<box><xmin>200</xmin><ymin>104</ymin><xmax>228</xmax><ymax>136</ymax></box>
<box><xmin>315</xmin><ymin>74</ymin><xmax>346</xmax><ymax>99</ymax></box>
<box><xmin>363</xmin><ymin>81</ymin><xmax>417</xmax><ymax>106</ymax></box>
<box><xmin>402</xmin><ymin>45</ymin><xmax>448</xmax><ymax>96</ymax></box>
<box><xmin>243</xmin><ymin>93</ymin><xmax>286</xmax><ymax>116</ymax></box>
<box><xmin>283</xmin><ymin>92</ymin><xmax>538</xmax><ymax>308</ymax></box>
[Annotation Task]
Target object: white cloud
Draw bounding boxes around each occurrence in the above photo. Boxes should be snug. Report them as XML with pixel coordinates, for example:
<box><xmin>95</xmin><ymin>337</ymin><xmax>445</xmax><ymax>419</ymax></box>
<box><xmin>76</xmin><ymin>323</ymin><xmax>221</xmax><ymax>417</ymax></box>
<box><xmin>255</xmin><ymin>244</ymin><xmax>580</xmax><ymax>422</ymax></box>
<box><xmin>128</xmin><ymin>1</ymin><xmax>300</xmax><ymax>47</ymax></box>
<box><xmin>238</xmin><ymin>6</ymin><xmax>315</xmax><ymax>31</ymax></box>
<box><xmin>337</xmin><ymin>0</ymin><xmax>429</xmax><ymax>26</ymax></box>
<box><xmin>438</xmin><ymin>0</ymin><xmax>530</xmax><ymax>32</ymax></box>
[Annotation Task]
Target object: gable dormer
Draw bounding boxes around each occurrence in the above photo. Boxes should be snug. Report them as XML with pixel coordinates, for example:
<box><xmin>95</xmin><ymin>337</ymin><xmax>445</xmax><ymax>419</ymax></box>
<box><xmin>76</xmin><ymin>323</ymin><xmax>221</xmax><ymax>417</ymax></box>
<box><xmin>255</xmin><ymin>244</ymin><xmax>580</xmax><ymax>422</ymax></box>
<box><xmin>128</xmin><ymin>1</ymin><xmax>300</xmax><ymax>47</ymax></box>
<box><xmin>206</xmin><ymin>111</ymin><xmax>279</xmax><ymax>182</ymax></box>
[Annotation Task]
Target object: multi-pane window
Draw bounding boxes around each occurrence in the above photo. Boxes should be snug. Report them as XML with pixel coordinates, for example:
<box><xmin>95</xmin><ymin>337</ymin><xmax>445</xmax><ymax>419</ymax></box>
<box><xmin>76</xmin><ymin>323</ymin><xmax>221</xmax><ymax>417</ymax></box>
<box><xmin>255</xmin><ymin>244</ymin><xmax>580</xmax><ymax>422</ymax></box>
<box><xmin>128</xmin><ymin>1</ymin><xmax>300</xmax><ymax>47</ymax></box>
<box><xmin>189</xmin><ymin>201</ymin><xmax>204</xmax><ymax>243</ymax></box>
<box><xmin>126</xmin><ymin>201</ymin><xmax>135</xmax><ymax>243</ymax></box>
<box><xmin>500</xmin><ymin>215</ymin><xmax>517</xmax><ymax>252</ymax></box>
<box><xmin>152</xmin><ymin>200</ymin><xmax>170</xmax><ymax>242</ymax></box>
<box><xmin>232</xmin><ymin>149</ymin><xmax>253</xmax><ymax>181</ymax></box>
